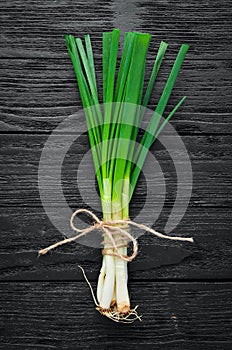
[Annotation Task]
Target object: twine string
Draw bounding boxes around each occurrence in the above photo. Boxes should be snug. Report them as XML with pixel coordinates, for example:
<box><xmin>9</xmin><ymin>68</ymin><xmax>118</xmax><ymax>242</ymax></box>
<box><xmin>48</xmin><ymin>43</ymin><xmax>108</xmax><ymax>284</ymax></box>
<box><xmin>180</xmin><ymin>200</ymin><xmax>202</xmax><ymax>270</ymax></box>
<box><xmin>38</xmin><ymin>208</ymin><xmax>194</xmax><ymax>261</ymax></box>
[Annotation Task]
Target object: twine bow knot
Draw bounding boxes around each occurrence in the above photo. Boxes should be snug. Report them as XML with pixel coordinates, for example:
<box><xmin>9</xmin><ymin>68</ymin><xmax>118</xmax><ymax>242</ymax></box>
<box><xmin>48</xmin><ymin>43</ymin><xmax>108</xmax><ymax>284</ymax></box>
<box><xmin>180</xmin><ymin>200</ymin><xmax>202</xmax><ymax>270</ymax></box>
<box><xmin>38</xmin><ymin>208</ymin><xmax>194</xmax><ymax>261</ymax></box>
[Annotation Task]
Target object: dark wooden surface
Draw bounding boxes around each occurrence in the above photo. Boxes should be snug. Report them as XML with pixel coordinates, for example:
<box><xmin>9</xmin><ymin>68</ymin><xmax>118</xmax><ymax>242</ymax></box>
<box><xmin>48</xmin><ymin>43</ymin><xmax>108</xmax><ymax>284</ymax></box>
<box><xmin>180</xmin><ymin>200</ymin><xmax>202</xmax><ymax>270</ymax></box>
<box><xmin>0</xmin><ymin>0</ymin><xmax>232</xmax><ymax>349</ymax></box>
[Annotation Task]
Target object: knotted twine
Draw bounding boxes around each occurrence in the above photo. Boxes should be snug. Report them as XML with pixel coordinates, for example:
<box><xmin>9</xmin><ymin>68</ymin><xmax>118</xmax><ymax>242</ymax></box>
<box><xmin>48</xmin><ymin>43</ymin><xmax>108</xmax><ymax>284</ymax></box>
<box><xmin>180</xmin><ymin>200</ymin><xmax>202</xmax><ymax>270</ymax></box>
<box><xmin>39</xmin><ymin>208</ymin><xmax>194</xmax><ymax>260</ymax></box>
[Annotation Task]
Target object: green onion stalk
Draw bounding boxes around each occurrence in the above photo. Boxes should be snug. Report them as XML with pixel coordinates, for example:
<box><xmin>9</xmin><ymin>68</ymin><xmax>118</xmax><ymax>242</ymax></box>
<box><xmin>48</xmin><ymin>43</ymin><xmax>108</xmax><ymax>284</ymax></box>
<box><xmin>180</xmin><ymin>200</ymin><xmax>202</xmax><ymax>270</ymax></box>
<box><xmin>65</xmin><ymin>29</ymin><xmax>189</xmax><ymax>318</ymax></box>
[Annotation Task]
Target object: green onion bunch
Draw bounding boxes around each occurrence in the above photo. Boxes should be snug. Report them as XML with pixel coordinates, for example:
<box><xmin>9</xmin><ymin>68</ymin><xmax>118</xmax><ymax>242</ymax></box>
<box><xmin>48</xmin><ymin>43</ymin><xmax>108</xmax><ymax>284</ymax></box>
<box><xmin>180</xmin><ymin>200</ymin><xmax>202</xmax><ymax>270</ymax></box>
<box><xmin>65</xmin><ymin>29</ymin><xmax>189</xmax><ymax>318</ymax></box>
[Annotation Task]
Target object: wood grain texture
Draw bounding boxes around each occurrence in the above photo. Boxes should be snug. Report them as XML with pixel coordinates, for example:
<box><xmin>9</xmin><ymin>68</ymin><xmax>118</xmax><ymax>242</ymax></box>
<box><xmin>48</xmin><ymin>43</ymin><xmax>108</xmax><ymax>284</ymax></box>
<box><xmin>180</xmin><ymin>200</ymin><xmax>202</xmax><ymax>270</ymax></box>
<box><xmin>0</xmin><ymin>0</ymin><xmax>231</xmax><ymax>59</ymax></box>
<box><xmin>0</xmin><ymin>0</ymin><xmax>232</xmax><ymax>347</ymax></box>
<box><xmin>0</xmin><ymin>282</ymin><xmax>232</xmax><ymax>349</ymax></box>
<box><xmin>0</xmin><ymin>0</ymin><xmax>113</xmax><ymax>58</ymax></box>
<box><xmin>0</xmin><ymin>134</ymin><xmax>231</xmax><ymax>207</ymax></box>
<box><xmin>138</xmin><ymin>0</ymin><xmax>232</xmax><ymax>60</ymax></box>
<box><xmin>0</xmin><ymin>206</ymin><xmax>231</xmax><ymax>281</ymax></box>
<box><xmin>0</xmin><ymin>58</ymin><xmax>231</xmax><ymax>132</ymax></box>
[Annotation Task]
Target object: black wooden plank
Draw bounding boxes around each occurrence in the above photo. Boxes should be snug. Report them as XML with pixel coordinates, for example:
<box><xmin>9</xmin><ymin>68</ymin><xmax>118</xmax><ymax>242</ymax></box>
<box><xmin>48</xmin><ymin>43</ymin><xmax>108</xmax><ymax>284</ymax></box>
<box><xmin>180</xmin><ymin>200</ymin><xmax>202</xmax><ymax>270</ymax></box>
<box><xmin>0</xmin><ymin>282</ymin><xmax>231</xmax><ymax>349</ymax></box>
<box><xmin>0</xmin><ymin>0</ymin><xmax>231</xmax><ymax>347</ymax></box>
<box><xmin>0</xmin><ymin>134</ymin><xmax>231</xmax><ymax>207</ymax></box>
<box><xmin>0</xmin><ymin>0</ymin><xmax>112</xmax><ymax>59</ymax></box>
<box><xmin>0</xmin><ymin>206</ymin><xmax>231</xmax><ymax>280</ymax></box>
<box><xmin>138</xmin><ymin>0</ymin><xmax>232</xmax><ymax>60</ymax></box>
<box><xmin>1</xmin><ymin>109</ymin><xmax>231</xmax><ymax>134</ymax></box>
<box><xmin>0</xmin><ymin>0</ymin><xmax>231</xmax><ymax>60</ymax></box>
<box><xmin>0</xmin><ymin>57</ymin><xmax>231</xmax><ymax>132</ymax></box>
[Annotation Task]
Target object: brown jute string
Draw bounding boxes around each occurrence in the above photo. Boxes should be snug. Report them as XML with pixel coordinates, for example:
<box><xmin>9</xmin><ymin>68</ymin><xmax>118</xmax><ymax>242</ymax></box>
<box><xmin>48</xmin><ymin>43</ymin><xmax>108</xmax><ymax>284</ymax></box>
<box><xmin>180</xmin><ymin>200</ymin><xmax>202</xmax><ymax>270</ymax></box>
<box><xmin>38</xmin><ymin>208</ymin><xmax>194</xmax><ymax>261</ymax></box>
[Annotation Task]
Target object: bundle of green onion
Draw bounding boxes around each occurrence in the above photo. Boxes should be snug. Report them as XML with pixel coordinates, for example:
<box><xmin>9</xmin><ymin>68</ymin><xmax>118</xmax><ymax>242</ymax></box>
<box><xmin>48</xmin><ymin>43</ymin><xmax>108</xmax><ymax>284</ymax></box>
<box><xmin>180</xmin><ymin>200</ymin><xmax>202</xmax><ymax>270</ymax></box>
<box><xmin>65</xmin><ymin>29</ymin><xmax>189</xmax><ymax>320</ymax></box>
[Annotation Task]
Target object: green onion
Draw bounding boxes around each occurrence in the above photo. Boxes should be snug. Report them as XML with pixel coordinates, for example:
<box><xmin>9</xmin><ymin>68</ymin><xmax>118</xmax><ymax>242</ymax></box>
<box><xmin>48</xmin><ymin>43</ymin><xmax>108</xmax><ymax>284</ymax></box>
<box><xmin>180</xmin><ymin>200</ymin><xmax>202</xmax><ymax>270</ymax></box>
<box><xmin>65</xmin><ymin>29</ymin><xmax>189</xmax><ymax>317</ymax></box>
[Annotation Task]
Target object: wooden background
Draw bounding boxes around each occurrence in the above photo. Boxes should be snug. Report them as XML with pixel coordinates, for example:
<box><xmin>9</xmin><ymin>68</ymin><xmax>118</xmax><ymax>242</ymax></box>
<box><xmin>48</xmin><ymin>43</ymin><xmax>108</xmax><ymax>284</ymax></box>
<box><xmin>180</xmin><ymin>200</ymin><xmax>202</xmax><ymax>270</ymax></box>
<box><xmin>0</xmin><ymin>0</ymin><xmax>232</xmax><ymax>348</ymax></box>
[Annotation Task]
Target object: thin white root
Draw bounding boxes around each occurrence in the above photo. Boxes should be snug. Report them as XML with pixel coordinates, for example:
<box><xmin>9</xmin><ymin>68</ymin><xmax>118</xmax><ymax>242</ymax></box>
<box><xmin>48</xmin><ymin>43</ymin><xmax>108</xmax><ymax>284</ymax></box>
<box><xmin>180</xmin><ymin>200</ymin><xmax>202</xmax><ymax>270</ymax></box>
<box><xmin>96</xmin><ymin>305</ymin><xmax>142</xmax><ymax>324</ymax></box>
<box><xmin>78</xmin><ymin>265</ymin><xmax>98</xmax><ymax>306</ymax></box>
